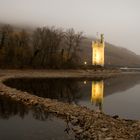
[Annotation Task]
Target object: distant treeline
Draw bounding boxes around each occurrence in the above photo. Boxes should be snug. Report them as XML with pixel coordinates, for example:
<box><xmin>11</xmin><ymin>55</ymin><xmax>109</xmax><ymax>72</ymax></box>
<box><xmin>0</xmin><ymin>24</ymin><xmax>84</xmax><ymax>69</ymax></box>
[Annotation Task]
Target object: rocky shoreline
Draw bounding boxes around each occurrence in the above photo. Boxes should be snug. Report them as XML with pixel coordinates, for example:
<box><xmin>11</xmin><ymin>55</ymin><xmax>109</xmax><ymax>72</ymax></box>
<box><xmin>0</xmin><ymin>70</ymin><xmax>140</xmax><ymax>140</ymax></box>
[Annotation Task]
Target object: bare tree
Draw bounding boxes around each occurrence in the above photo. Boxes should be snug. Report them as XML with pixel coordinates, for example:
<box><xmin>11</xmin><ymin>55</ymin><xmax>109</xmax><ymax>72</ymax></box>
<box><xmin>64</xmin><ymin>28</ymin><xmax>75</xmax><ymax>60</ymax></box>
<box><xmin>31</xmin><ymin>27</ymin><xmax>64</xmax><ymax>68</ymax></box>
<box><xmin>0</xmin><ymin>25</ymin><xmax>13</xmax><ymax>49</ymax></box>
<box><xmin>0</xmin><ymin>24</ymin><xmax>84</xmax><ymax>69</ymax></box>
<box><xmin>64</xmin><ymin>29</ymin><xmax>84</xmax><ymax>67</ymax></box>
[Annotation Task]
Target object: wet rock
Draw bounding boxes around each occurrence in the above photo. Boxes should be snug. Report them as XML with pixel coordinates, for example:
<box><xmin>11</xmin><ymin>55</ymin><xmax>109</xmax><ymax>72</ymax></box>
<box><xmin>101</xmin><ymin>128</ymin><xmax>109</xmax><ymax>132</ymax></box>
<box><xmin>132</xmin><ymin>123</ymin><xmax>139</xmax><ymax>127</ymax></box>
<box><xmin>73</xmin><ymin>126</ymin><xmax>83</xmax><ymax>134</ymax></box>
<box><xmin>34</xmin><ymin>101</ymin><xmax>38</xmax><ymax>105</ymax></box>
<box><xmin>105</xmin><ymin>137</ymin><xmax>113</xmax><ymax>140</ymax></box>
<box><xmin>71</xmin><ymin>118</ymin><xmax>78</xmax><ymax>125</ymax></box>
<box><xmin>11</xmin><ymin>95</ymin><xmax>16</xmax><ymax>98</ymax></box>
<box><xmin>112</xmin><ymin>115</ymin><xmax>119</xmax><ymax>119</ymax></box>
<box><xmin>83</xmin><ymin>131</ymin><xmax>91</xmax><ymax>139</ymax></box>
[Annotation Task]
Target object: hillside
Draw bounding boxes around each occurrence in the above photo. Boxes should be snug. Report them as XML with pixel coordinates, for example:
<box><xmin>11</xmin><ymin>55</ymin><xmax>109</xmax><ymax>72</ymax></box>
<box><xmin>1</xmin><ymin>23</ymin><xmax>140</xmax><ymax>67</ymax></box>
<box><xmin>80</xmin><ymin>38</ymin><xmax>140</xmax><ymax>67</ymax></box>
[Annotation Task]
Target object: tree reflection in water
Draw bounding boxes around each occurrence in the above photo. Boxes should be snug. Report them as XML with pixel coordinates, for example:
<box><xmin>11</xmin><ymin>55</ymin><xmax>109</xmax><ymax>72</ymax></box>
<box><xmin>0</xmin><ymin>95</ymin><xmax>28</xmax><ymax>119</ymax></box>
<box><xmin>0</xmin><ymin>95</ymin><xmax>75</xmax><ymax>140</ymax></box>
<box><xmin>4</xmin><ymin>78</ymin><xmax>82</xmax><ymax>103</ymax></box>
<box><xmin>4</xmin><ymin>78</ymin><xmax>105</xmax><ymax>112</ymax></box>
<box><xmin>4</xmin><ymin>75</ymin><xmax>140</xmax><ymax>120</ymax></box>
<box><xmin>0</xmin><ymin>94</ymin><xmax>51</xmax><ymax>121</ymax></box>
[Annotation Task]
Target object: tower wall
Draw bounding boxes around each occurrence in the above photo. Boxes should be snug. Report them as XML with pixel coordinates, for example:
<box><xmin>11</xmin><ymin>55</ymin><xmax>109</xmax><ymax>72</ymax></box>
<box><xmin>92</xmin><ymin>34</ymin><xmax>105</xmax><ymax>66</ymax></box>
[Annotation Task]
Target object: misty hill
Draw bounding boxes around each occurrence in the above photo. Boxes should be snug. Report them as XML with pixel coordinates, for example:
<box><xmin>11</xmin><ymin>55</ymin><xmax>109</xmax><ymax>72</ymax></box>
<box><xmin>80</xmin><ymin>38</ymin><xmax>140</xmax><ymax>67</ymax></box>
<box><xmin>1</xmin><ymin>23</ymin><xmax>140</xmax><ymax>67</ymax></box>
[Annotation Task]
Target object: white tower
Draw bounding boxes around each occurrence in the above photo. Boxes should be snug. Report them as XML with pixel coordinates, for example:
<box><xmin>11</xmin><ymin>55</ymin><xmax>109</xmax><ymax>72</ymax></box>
<box><xmin>92</xmin><ymin>34</ymin><xmax>105</xmax><ymax>66</ymax></box>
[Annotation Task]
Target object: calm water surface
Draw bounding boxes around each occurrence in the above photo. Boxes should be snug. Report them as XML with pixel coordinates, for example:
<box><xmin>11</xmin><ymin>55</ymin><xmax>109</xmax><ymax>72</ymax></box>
<box><xmin>0</xmin><ymin>95</ymin><xmax>74</xmax><ymax>140</ymax></box>
<box><xmin>4</xmin><ymin>74</ymin><xmax>140</xmax><ymax>120</ymax></box>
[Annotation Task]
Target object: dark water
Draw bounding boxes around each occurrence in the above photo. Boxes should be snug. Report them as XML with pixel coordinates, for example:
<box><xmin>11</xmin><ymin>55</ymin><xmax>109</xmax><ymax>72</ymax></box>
<box><xmin>0</xmin><ymin>95</ymin><xmax>74</xmax><ymax>140</ymax></box>
<box><xmin>4</xmin><ymin>74</ymin><xmax>140</xmax><ymax>120</ymax></box>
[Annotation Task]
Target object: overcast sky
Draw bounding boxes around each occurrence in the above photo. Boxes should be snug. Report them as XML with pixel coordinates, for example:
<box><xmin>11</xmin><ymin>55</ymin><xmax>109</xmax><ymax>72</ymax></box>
<box><xmin>0</xmin><ymin>0</ymin><xmax>140</xmax><ymax>54</ymax></box>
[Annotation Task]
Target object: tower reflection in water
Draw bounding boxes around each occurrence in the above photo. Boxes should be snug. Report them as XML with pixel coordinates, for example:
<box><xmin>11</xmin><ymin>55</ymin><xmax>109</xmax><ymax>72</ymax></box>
<box><xmin>91</xmin><ymin>80</ymin><xmax>104</xmax><ymax>111</ymax></box>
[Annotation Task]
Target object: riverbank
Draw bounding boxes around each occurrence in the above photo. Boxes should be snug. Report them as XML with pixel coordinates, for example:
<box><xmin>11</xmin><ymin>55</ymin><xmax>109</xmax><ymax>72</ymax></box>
<box><xmin>0</xmin><ymin>70</ymin><xmax>140</xmax><ymax>139</ymax></box>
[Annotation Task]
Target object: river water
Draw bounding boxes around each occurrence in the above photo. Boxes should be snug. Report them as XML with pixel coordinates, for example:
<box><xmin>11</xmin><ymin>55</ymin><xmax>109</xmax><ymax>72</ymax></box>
<box><xmin>0</xmin><ymin>95</ymin><xmax>74</xmax><ymax>140</ymax></box>
<box><xmin>4</xmin><ymin>74</ymin><xmax>140</xmax><ymax>120</ymax></box>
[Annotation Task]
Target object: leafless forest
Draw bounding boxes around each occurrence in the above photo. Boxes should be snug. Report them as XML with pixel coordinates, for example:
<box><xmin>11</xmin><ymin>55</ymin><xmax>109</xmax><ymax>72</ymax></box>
<box><xmin>0</xmin><ymin>25</ymin><xmax>84</xmax><ymax>69</ymax></box>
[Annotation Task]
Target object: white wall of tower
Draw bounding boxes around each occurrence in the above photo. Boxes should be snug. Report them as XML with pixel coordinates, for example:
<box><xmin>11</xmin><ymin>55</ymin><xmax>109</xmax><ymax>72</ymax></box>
<box><xmin>92</xmin><ymin>35</ymin><xmax>105</xmax><ymax>66</ymax></box>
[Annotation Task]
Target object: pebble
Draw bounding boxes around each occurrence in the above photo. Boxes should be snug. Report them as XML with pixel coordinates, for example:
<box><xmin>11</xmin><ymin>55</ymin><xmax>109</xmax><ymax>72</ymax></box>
<box><xmin>105</xmin><ymin>137</ymin><xmax>113</xmax><ymax>140</ymax></box>
<box><xmin>101</xmin><ymin>128</ymin><xmax>109</xmax><ymax>132</ymax></box>
<box><xmin>73</xmin><ymin>126</ymin><xmax>83</xmax><ymax>134</ymax></box>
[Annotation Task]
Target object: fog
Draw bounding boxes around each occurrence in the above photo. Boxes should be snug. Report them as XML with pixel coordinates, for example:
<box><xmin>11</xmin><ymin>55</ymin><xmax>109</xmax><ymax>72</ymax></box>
<box><xmin>0</xmin><ymin>0</ymin><xmax>140</xmax><ymax>54</ymax></box>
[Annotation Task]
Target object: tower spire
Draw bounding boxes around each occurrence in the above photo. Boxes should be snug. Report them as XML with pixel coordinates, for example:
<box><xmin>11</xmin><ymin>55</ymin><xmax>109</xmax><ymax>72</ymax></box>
<box><xmin>100</xmin><ymin>34</ymin><xmax>104</xmax><ymax>43</ymax></box>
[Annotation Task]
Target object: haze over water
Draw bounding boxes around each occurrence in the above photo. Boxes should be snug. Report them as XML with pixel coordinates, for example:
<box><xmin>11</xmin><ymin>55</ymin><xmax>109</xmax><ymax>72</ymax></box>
<box><xmin>0</xmin><ymin>0</ymin><xmax>140</xmax><ymax>54</ymax></box>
